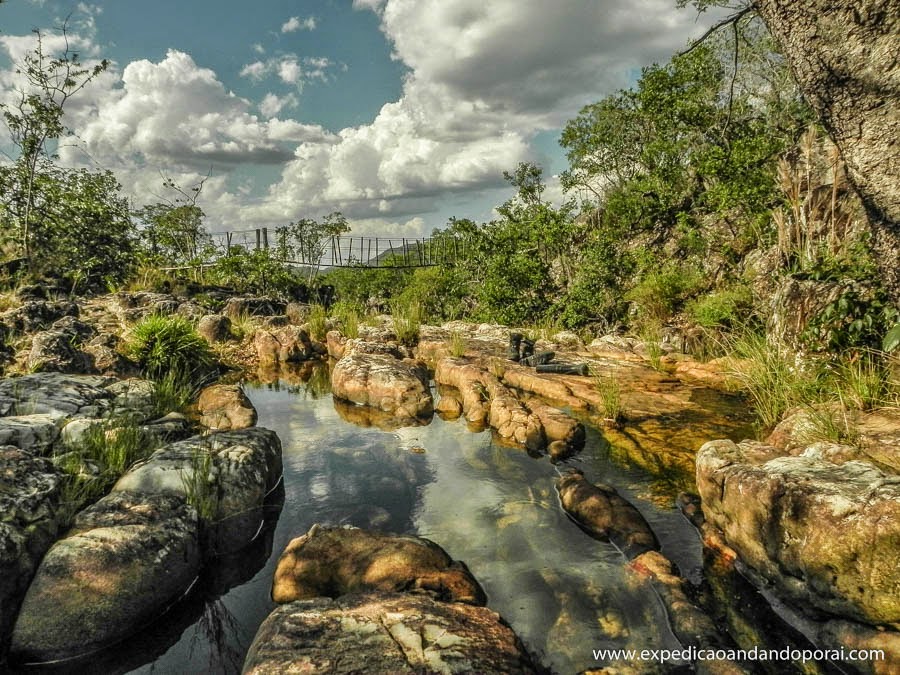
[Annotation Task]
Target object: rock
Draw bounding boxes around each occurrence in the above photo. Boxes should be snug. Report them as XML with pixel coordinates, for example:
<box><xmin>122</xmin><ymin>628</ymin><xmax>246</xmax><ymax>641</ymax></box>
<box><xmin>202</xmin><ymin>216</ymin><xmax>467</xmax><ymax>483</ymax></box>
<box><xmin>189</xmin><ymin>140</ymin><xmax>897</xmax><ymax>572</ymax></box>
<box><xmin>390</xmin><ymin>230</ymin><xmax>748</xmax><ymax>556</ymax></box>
<box><xmin>223</xmin><ymin>296</ymin><xmax>286</xmax><ymax>318</ymax></box>
<box><xmin>197</xmin><ymin>314</ymin><xmax>232</xmax><ymax>343</ymax></box>
<box><xmin>696</xmin><ymin>439</ymin><xmax>900</xmax><ymax>625</ymax></box>
<box><xmin>819</xmin><ymin>619</ymin><xmax>900</xmax><ymax>675</ymax></box>
<box><xmin>141</xmin><ymin>412</ymin><xmax>191</xmax><ymax>441</ymax></box>
<box><xmin>325</xmin><ymin>329</ymin><xmax>347</xmax><ymax>359</ymax></box>
<box><xmin>527</xmin><ymin>398</ymin><xmax>585</xmax><ymax>458</ymax></box>
<box><xmin>331</xmin><ymin>353</ymin><xmax>433</xmax><ymax>421</ymax></box>
<box><xmin>767</xmin><ymin>277</ymin><xmax>850</xmax><ymax>350</ymax></box>
<box><xmin>556</xmin><ymin>470</ymin><xmax>659</xmax><ymax>559</ymax></box>
<box><xmin>333</xmin><ymin>397</ymin><xmax>432</xmax><ymax>431</ymax></box>
<box><xmin>83</xmin><ymin>338</ymin><xmax>137</xmax><ymax>378</ymax></box>
<box><xmin>243</xmin><ymin>591</ymin><xmax>540</xmax><ymax>675</ymax></box>
<box><xmin>26</xmin><ymin>329</ymin><xmax>91</xmax><ymax>374</ymax></box>
<box><xmin>344</xmin><ymin>338</ymin><xmax>408</xmax><ymax>359</ymax></box>
<box><xmin>104</xmin><ymin>378</ymin><xmax>156</xmax><ymax>417</ymax></box>
<box><xmin>197</xmin><ymin>383</ymin><xmax>257</xmax><ymax>431</ymax></box>
<box><xmin>0</xmin><ymin>414</ymin><xmax>62</xmax><ymax>454</ymax></box>
<box><xmin>113</xmin><ymin>428</ymin><xmax>283</xmax><ymax>554</ymax></box>
<box><xmin>175</xmin><ymin>301</ymin><xmax>205</xmax><ymax>322</ymax></box>
<box><xmin>9</xmin><ymin>491</ymin><xmax>200</xmax><ymax>663</ymax></box>
<box><xmin>0</xmin><ymin>447</ymin><xmax>63</xmax><ymax>647</ymax></box>
<box><xmin>60</xmin><ymin>417</ymin><xmax>103</xmax><ymax>446</ymax></box>
<box><xmin>0</xmin><ymin>373</ymin><xmax>114</xmax><ymax>418</ymax></box>
<box><xmin>272</xmin><ymin>525</ymin><xmax>486</xmax><ymax>606</ymax></box>
<box><xmin>254</xmin><ymin>326</ymin><xmax>321</xmax><ymax>366</ymax></box>
<box><xmin>0</xmin><ymin>300</ymin><xmax>79</xmax><ymax>334</ymax></box>
<box><xmin>435</xmin><ymin>389</ymin><xmax>463</xmax><ymax>419</ymax></box>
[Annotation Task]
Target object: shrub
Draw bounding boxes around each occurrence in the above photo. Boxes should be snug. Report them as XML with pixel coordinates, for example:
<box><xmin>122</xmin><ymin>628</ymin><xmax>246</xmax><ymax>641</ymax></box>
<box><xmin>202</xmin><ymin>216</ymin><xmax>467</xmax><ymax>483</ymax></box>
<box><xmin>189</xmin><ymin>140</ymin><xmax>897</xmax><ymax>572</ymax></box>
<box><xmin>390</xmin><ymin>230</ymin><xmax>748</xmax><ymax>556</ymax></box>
<box><xmin>307</xmin><ymin>304</ymin><xmax>327</xmax><ymax>341</ymax></box>
<box><xmin>625</xmin><ymin>263</ymin><xmax>704</xmax><ymax>327</ymax></box>
<box><xmin>126</xmin><ymin>314</ymin><xmax>216</xmax><ymax>381</ymax></box>
<box><xmin>449</xmin><ymin>331</ymin><xmax>466</xmax><ymax>357</ymax></box>
<box><xmin>687</xmin><ymin>286</ymin><xmax>753</xmax><ymax>328</ymax></box>
<box><xmin>591</xmin><ymin>367</ymin><xmax>625</xmax><ymax>423</ymax></box>
<box><xmin>391</xmin><ymin>300</ymin><xmax>422</xmax><ymax>347</ymax></box>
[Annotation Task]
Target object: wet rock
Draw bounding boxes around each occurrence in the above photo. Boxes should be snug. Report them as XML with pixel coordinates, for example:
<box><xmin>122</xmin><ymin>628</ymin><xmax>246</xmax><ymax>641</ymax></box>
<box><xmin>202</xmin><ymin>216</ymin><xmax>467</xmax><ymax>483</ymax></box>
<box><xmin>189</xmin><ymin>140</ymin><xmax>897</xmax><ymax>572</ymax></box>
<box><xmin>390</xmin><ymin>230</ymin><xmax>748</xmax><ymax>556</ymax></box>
<box><xmin>113</xmin><ymin>428</ymin><xmax>282</xmax><ymax>553</ymax></box>
<box><xmin>254</xmin><ymin>326</ymin><xmax>321</xmax><ymax>366</ymax></box>
<box><xmin>556</xmin><ymin>470</ymin><xmax>659</xmax><ymax>559</ymax></box>
<box><xmin>435</xmin><ymin>389</ymin><xmax>463</xmax><ymax>419</ymax></box>
<box><xmin>527</xmin><ymin>398</ymin><xmax>585</xmax><ymax>458</ymax></box>
<box><xmin>197</xmin><ymin>314</ymin><xmax>232</xmax><ymax>343</ymax></box>
<box><xmin>9</xmin><ymin>491</ymin><xmax>200</xmax><ymax>663</ymax></box>
<box><xmin>223</xmin><ymin>296</ymin><xmax>286</xmax><ymax>318</ymax></box>
<box><xmin>325</xmin><ymin>329</ymin><xmax>347</xmax><ymax>359</ymax></box>
<box><xmin>272</xmin><ymin>525</ymin><xmax>486</xmax><ymax>606</ymax></box>
<box><xmin>696</xmin><ymin>439</ymin><xmax>900</xmax><ymax>625</ymax></box>
<box><xmin>819</xmin><ymin>619</ymin><xmax>900</xmax><ymax>675</ymax></box>
<box><xmin>332</xmin><ymin>353</ymin><xmax>433</xmax><ymax>421</ymax></box>
<box><xmin>0</xmin><ymin>447</ymin><xmax>63</xmax><ymax>647</ymax></box>
<box><xmin>244</xmin><ymin>591</ymin><xmax>540</xmax><ymax>675</ymax></box>
<box><xmin>197</xmin><ymin>384</ymin><xmax>257</xmax><ymax>431</ymax></box>
<box><xmin>676</xmin><ymin>492</ymin><xmax>705</xmax><ymax>529</ymax></box>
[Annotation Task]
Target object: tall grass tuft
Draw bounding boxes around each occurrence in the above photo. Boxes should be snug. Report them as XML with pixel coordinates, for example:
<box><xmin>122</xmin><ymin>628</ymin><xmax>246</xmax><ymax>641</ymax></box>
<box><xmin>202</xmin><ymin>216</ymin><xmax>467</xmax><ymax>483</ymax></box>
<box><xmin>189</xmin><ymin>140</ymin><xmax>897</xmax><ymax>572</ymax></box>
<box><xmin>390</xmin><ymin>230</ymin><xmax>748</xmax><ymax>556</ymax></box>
<box><xmin>151</xmin><ymin>370</ymin><xmax>199</xmax><ymax>417</ymax></box>
<box><xmin>449</xmin><ymin>330</ymin><xmax>466</xmax><ymax>357</ymax></box>
<box><xmin>591</xmin><ymin>367</ymin><xmax>625</xmax><ymax>423</ymax></box>
<box><xmin>181</xmin><ymin>447</ymin><xmax>218</xmax><ymax>522</ymax></box>
<box><xmin>331</xmin><ymin>301</ymin><xmax>361</xmax><ymax>339</ymax></box>
<box><xmin>126</xmin><ymin>314</ymin><xmax>216</xmax><ymax>381</ymax></box>
<box><xmin>391</xmin><ymin>300</ymin><xmax>422</xmax><ymax>347</ymax></box>
<box><xmin>307</xmin><ymin>304</ymin><xmax>327</xmax><ymax>341</ymax></box>
<box><xmin>835</xmin><ymin>351</ymin><xmax>896</xmax><ymax>411</ymax></box>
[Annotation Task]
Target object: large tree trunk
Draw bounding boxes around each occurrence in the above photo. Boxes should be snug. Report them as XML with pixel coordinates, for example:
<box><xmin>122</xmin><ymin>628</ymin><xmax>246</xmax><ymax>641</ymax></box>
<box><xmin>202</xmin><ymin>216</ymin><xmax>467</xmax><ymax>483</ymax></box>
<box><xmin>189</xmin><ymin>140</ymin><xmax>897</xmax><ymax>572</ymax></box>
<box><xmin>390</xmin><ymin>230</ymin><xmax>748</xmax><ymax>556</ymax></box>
<box><xmin>753</xmin><ymin>0</ymin><xmax>900</xmax><ymax>300</ymax></box>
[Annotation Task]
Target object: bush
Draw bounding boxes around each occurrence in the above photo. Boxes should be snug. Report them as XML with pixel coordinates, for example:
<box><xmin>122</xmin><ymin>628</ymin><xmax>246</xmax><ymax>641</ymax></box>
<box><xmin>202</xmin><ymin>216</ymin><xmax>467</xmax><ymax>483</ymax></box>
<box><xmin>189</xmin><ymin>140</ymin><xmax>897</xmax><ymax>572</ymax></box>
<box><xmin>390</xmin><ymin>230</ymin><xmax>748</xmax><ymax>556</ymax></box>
<box><xmin>391</xmin><ymin>299</ymin><xmax>422</xmax><ymax>347</ymax></box>
<box><xmin>687</xmin><ymin>286</ymin><xmax>753</xmax><ymax>328</ymax></box>
<box><xmin>625</xmin><ymin>263</ymin><xmax>704</xmax><ymax>327</ymax></box>
<box><xmin>126</xmin><ymin>314</ymin><xmax>216</xmax><ymax>381</ymax></box>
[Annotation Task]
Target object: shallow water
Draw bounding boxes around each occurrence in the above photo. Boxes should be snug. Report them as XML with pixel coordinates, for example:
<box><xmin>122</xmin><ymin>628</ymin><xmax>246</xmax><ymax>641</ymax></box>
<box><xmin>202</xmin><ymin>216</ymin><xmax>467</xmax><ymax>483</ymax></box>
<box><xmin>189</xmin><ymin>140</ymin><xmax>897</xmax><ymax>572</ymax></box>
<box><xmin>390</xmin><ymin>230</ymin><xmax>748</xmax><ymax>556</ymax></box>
<box><xmin>32</xmin><ymin>369</ymin><xmax>754</xmax><ymax>674</ymax></box>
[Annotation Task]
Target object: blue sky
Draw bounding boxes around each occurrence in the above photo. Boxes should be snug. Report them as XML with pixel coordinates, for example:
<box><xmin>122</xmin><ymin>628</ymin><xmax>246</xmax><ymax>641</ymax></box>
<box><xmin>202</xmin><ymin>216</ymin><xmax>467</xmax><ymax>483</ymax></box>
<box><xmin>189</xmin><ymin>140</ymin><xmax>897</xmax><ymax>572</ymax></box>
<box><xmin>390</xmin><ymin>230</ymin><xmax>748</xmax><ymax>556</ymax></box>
<box><xmin>1</xmin><ymin>0</ymin><xmax>720</xmax><ymax>236</ymax></box>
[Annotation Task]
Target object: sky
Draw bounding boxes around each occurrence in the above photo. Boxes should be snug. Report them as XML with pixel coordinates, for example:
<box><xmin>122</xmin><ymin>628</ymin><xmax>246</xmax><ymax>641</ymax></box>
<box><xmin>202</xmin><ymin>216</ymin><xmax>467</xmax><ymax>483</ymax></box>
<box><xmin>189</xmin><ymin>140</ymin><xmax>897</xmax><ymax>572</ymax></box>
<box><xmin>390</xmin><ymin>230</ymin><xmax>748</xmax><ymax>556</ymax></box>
<box><xmin>0</xmin><ymin>0</ymin><xmax>722</xmax><ymax>237</ymax></box>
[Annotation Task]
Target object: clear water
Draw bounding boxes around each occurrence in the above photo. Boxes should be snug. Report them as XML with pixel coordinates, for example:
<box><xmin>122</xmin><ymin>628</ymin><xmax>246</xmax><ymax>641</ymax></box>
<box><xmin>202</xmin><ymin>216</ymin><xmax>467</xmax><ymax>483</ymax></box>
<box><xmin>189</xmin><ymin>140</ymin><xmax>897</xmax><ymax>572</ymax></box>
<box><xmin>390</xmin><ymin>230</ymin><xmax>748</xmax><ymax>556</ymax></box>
<box><xmin>31</xmin><ymin>369</ymin><xmax>751</xmax><ymax>674</ymax></box>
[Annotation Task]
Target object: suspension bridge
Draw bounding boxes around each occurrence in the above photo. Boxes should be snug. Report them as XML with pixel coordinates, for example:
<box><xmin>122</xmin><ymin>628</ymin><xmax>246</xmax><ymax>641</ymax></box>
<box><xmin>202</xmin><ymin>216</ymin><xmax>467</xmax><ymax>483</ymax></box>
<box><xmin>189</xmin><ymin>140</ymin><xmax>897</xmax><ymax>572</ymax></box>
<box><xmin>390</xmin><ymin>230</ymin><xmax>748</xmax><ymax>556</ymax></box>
<box><xmin>206</xmin><ymin>228</ymin><xmax>472</xmax><ymax>269</ymax></box>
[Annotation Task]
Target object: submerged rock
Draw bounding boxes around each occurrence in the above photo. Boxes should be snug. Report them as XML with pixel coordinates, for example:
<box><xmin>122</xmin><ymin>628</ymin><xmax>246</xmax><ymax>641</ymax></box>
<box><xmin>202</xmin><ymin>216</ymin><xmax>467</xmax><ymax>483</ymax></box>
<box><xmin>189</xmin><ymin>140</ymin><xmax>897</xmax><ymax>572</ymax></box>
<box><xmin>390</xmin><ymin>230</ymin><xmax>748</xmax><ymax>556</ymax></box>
<box><xmin>696</xmin><ymin>439</ymin><xmax>900</xmax><ymax>626</ymax></box>
<box><xmin>0</xmin><ymin>447</ymin><xmax>63</xmax><ymax>648</ymax></box>
<box><xmin>9</xmin><ymin>491</ymin><xmax>200</xmax><ymax>664</ymax></box>
<box><xmin>556</xmin><ymin>470</ymin><xmax>659</xmax><ymax>559</ymax></box>
<box><xmin>271</xmin><ymin>525</ymin><xmax>486</xmax><ymax>606</ymax></box>
<box><xmin>331</xmin><ymin>353</ymin><xmax>433</xmax><ymax>421</ymax></box>
<box><xmin>243</xmin><ymin>591</ymin><xmax>540</xmax><ymax>675</ymax></box>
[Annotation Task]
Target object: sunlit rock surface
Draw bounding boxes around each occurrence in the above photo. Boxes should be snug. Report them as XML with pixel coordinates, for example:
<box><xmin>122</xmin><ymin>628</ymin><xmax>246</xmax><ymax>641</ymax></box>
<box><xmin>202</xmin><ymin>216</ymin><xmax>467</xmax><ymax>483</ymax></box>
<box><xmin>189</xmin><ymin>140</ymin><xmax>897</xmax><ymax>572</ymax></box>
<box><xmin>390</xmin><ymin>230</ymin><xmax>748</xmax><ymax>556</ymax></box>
<box><xmin>0</xmin><ymin>447</ymin><xmax>63</xmax><ymax>648</ymax></box>
<box><xmin>197</xmin><ymin>383</ymin><xmax>258</xmax><ymax>431</ymax></box>
<box><xmin>272</xmin><ymin>525</ymin><xmax>485</xmax><ymax>606</ymax></box>
<box><xmin>556</xmin><ymin>470</ymin><xmax>659</xmax><ymax>559</ymax></box>
<box><xmin>243</xmin><ymin>591</ymin><xmax>540</xmax><ymax>675</ymax></box>
<box><xmin>9</xmin><ymin>491</ymin><xmax>200</xmax><ymax>663</ymax></box>
<box><xmin>697</xmin><ymin>439</ymin><xmax>900</xmax><ymax>626</ymax></box>
<box><xmin>254</xmin><ymin>326</ymin><xmax>322</xmax><ymax>367</ymax></box>
<box><xmin>331</xmin><ymin>351</ymin><xmax>433</xmax><ymax>421</ymax></box>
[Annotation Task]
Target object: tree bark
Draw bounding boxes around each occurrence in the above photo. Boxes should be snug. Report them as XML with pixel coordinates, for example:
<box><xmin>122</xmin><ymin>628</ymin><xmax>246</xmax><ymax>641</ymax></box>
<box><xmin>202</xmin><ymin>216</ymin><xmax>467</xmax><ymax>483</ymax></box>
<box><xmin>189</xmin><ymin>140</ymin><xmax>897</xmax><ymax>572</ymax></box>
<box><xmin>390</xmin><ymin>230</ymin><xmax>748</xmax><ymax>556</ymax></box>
<box><xmin>753</xmin><ymin>0</ymin><xmax>900</xmax><ymax>299</ymax></box>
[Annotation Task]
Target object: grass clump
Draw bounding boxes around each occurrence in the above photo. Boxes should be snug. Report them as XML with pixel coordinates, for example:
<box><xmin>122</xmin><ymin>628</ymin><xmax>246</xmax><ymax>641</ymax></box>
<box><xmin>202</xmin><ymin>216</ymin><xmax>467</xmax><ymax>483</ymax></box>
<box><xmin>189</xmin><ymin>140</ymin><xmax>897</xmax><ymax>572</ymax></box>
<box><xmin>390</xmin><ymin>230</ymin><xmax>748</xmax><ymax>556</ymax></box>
<box><xmin>591</xmin><ymin>367</ymin><xmax>625</xmax><ymax>423</ymax></box>
<box><xmin>391</xmin><ymin>300</ymin><xmax>422</xmax><ymax>347</ymax></box>
<box><xmin>448</xmin><ymin>330</ymin><xmax>466</xmax><ymax>357</ymax></box>
<box><xmin>228</xmin><ymin>312</ymin><xmax>258</xmax><ymax>342</ymax></box>
<box><xmin>181</xmin><ymin>446</ymin><xmax>218</xmax><ymax>522</ymax></box>
<box><xmin>126</xmin><ymin>314</ymin><xmax>216</xmax><ymax>381</ymax></box>
<box><xmin>151</xmin><ymin>370</ymin><xmax>199</xmax><ymax>417</ymax></box>
<box><xmin>307</xmin><ymin>304</ymin><xmax>327</xmax><ymax>341</ymax></box>
<box><xmin>331</xmin><ymin>301</ymin><xmax>361</xmax><ymax>339</ymax></box>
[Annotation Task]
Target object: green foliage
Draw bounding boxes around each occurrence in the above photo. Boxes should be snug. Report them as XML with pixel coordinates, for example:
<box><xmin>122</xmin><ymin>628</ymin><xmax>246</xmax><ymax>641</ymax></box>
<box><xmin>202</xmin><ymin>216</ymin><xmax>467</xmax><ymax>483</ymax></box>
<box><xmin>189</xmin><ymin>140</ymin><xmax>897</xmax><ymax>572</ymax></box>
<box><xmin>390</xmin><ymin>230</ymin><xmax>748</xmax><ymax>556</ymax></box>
<box><xmin>274</xmin><ymin>212</ymin><xmax>350</xmax><ymax>285</ymax></box>
<box><xmin>307</xmin><ymin>304</ymin><xmax>327</xmax><ymax>341</ymax></box>
<box><xmin>687</xmin><ymin>286</ymin><xmax>753</xmax><ymax>328</ymax></box>
<box><xmin>802</xmin><ymin>287</ymin><xmax>898</xmax><ymax>354</ymax></box>
<box><xmin>330</xmin><ymin>301</ymin><xmax>361</xmax><ymax>339</ymax></box>
<box><xmin>207</xmin><ymin>248</ymin><xmax>305</xmax><ymax>297</ymax></box>
<box><xmin>625</xmin><ymin>264</ymin><xmax>704</xmax><ymax>327</ymax></box>
<box><xmin>591</xmin><ymin>368</ymin><xmax>625</xmax><ymax>423</ymax></box>
<box><xmin>181</xmin><ymin>447</ymin><xmax>217</xmax><ymax>522</ymax></box>
<box><xmin>396</xmin><ymin>265</ymin><xmax>470</xmax><ymax>323</ymax></box>
<box><xmin>448</xmin><ymin>331</ymin><xmax>466</xmax><ymax>357</ymax></box>
<box><xmin>391</xmin><ymin>299</ymin><xmax>422</xmax><ymax>347</ymax></box>
<box><xmin>327</xmin><ymin>263</ymin><xmax>411</xmax><ymax>307</ymax></box>
<box><xmin>126</xmin><ymin>314</ymin><xmax>216</xmax><ymax>381</ymax></box>
<box><xmin>884</xmin><ymin>322</ymin><xmax>900</xmax><ymax>353</ymax></box>
<box><xmin>151</xmin><ymin>370</ymin><xmax>199</xmax><ymax>417</ymax></box>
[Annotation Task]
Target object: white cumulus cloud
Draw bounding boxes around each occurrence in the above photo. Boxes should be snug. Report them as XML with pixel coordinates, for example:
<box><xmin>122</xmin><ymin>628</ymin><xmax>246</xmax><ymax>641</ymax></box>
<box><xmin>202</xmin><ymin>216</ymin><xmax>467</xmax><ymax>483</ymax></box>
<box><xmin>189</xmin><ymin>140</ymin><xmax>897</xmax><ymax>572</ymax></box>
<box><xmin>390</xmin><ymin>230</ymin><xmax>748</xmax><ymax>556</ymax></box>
<box><xmin>281</xmin><ymin>16</ymin><xmax>317</xmax><ymax>33</ymax></box>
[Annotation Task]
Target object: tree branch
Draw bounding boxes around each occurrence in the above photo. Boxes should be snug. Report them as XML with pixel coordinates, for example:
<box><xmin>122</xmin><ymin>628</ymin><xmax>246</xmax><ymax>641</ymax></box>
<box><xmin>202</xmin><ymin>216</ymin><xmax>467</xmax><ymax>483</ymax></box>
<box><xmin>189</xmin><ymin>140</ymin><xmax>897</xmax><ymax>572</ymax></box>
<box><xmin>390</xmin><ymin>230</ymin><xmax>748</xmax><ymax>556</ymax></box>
<box><xmin>679</xmin><ymin>5</ymin><xmax>756</xmax><ymax>56</ymax></box>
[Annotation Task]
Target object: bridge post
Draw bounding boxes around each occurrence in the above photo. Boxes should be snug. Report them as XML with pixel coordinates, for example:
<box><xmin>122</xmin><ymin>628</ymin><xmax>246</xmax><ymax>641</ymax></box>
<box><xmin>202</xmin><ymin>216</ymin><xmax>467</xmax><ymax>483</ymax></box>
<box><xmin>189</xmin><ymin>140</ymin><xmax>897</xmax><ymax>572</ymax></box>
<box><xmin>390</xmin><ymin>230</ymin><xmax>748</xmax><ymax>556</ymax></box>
<box><xmin>262</xmin><ymin>227</ymin><xmax>269</xmax><ymax>250</ymax></box>
<box><xmin>255</xmin><ymin>229</ymin><xmax>261</xmax><ymax>250</ymax></box>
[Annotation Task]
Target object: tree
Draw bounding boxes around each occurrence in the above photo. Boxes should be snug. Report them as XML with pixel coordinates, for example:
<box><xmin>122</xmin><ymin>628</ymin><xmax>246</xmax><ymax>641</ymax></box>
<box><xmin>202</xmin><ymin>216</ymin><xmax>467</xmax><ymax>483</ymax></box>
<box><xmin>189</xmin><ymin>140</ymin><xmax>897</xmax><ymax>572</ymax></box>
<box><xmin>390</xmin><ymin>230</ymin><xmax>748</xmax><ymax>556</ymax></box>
<box><xmin>134</xmin><ymin>174</ymin><xmax>211</xmax><ymax>266</ymax></box>
<box><xmin>0</xmin><ymin>24</ymin><xmax>109</xmax><ymax>263</ymax></box>
<box><xmin>681</xmin><ymin>0</ymin><xmax>900</xmax><ymax>300</ymax></box>
<box><xmin>276</xmin><ymin>211</ymin><xmax>350</xmax><ymax>284</ymax></box>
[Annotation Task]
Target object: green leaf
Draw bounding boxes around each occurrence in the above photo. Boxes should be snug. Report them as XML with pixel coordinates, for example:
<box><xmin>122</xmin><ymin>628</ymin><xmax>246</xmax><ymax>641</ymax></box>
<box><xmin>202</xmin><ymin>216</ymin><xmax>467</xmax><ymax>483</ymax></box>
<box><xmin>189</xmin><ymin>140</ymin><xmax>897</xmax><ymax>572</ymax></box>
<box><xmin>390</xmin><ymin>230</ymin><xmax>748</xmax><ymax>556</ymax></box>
<box><xmin>883</xmin><ymin>322</ymin><xmax>900</xmax><ymax>353</ymax></box>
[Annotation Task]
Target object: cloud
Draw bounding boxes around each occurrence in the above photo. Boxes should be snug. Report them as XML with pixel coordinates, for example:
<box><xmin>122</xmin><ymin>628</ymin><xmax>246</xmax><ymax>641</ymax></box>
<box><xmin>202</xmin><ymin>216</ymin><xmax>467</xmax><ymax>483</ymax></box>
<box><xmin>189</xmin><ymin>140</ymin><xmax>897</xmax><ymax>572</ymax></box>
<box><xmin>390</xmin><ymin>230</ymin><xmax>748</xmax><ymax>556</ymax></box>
<box><xmin>281</xmin><ymin>16</ymin><xmax>317</xmax><ymax>33</ymax></box>
<box><xmin>239</xmin><ymin>55</ymin><xmax>334</xmax><ymax>87</ymax></box>
<box><xmin>259</xmin><ymin>92</ymin><xmax>298</xmax><ymax>118</ymax></box>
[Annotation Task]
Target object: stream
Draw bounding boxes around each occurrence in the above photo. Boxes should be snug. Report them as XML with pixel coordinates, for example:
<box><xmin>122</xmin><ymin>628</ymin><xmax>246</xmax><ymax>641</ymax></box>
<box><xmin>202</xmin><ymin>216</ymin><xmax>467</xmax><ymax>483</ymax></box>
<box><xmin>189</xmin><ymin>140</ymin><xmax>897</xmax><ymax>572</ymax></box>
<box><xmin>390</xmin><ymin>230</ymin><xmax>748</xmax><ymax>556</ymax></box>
<box><xmin>35</xmin><ymin>364</ymin><xmax>756</xmax><ymax>674</ymax></box>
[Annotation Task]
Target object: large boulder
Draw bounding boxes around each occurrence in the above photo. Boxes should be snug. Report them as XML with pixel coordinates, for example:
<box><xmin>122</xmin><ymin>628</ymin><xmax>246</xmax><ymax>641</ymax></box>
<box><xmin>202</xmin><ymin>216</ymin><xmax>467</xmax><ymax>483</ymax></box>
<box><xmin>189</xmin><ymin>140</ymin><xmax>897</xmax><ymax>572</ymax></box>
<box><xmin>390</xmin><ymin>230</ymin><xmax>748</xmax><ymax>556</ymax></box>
<box><xmin>0</xmin><ymin>373</ymin><xmax>114</xmax><ymax>418</ymax></box>
<box><xmin>556</xmin><ymin>470</ymin><xmax>659</xmax><ymax>559</ymax></box>
<box><xmin>0</xmin><ymin>447</ymin><xmax>63</xmax><ymax>647</ymax></box>
<box><xmin>243</xmin><ymin>592</ymin><xmax>540</xmax><ymax>675</ymax></box>
<box><xmin>197</xmin><ymin>314</ymin><xmax>232</xmax><ymax>343</ymax></box>
<box><xmin>254</xmin><ymin>326</ymin><xmax>322</xmax><ymax>367</ymax></box>
<box><xmin>197</xmin><ymin>384</ymin><xmax>257</xmax><ymax>431</ymax></box>
<box><xmin>331</xmin><ymin>353</ymin><xmax>433</xmax><ymax>421</ymax></box>
<box><xmin>113</xmin><ymin>427</ymin><xmax>283</xmax><ymax>554</ymax></box>
<box><xmin>9</xmin><ymin>491</ymin><xmax>200</xmax><ymax>663</ymax></box>
<box><xmin>223</xmin><ymin>296</ymin><xmax>286</xmax><ymax>318</ymax></box>
<box><xmin>26</xmin><ymin>328</ymin><xmax>91</xmax><ymax>374</ymax></box>
<box><xmin>272</xmin><ymin>525</ymin><xmax>486</xmax><ymax>606</ymax></box>
<box><xmin>0</xmin><ymin>414</ymin><xmax>61</xmax><ymax>454</ymax></box>
<box><xmin>696</xmin><ymin>439</ymin><xmax>900</xmax><ymax>626</ymax></box>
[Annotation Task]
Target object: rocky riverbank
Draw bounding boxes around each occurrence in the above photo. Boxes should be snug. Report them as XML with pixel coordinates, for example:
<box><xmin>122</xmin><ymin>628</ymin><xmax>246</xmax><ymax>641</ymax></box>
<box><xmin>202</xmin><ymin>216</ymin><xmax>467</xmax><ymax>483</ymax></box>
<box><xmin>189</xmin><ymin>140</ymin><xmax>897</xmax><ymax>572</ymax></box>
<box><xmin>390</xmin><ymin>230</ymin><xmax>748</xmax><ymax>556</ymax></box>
<box><xmin>1</xmin><ymin>287</ymin><xmax>897</xmax><ymax>673</ymax></box>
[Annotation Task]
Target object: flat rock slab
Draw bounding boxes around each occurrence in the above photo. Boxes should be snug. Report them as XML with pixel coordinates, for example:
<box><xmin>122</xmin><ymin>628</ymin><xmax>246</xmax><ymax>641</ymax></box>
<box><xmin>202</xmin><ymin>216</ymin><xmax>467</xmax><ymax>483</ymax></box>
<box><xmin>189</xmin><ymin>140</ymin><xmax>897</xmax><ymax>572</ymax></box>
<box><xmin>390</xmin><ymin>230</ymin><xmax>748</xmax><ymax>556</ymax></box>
<box><xmin>0</xmin><ymin>373</ymin><xmax>114</xmax><ymax>418</ymax></box>
<box><xmin>556</xmin><ymin>470</ymin><xmax>659</xmax><ymax>559</ymax></box>
<box><xmin>0</xmin><ymin>414</ymin><xmax>62</xmax><ymax>454</ymax></box>
<box><xmin>9</xmin><ymin>491</ymin><xmax>199</xmax><ymax>664</ymax></box>
<box><xmin>0</xmin><ymin>447</ymin><xmax>63</xmax><ymax>647</ymax></box>
<box><xmin>697</xmin><ymin>439</ymin><xmax>900</xmax><ymax>626</ymax></box>
<box><xmin>272</xmin><ymin>525</ymin><xmax>486</xmax><ymax>606</ymax></box>
<box><xmin>243</xmin><ymin>592</ymin><xmax>540</xmax><ymax>675</ymax></box>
